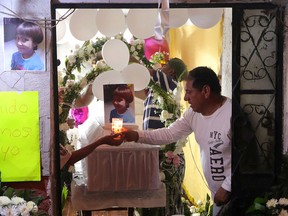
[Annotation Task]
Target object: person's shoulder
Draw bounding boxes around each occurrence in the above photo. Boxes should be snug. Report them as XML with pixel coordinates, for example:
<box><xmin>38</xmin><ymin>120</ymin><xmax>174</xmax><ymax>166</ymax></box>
<box><xmin>224</xmin><ymin>97</ymin><xmax>232</xmax><ymax>106</ymax></box>
<box><xmin>32</xmin><ymin>51</ymin><xmax>42</xmax><ymax>59</ymax></box>
<box><xmin>183</xmin><ymin>107</ymin><xmax>195</xmax><ymax>117</ymax></box>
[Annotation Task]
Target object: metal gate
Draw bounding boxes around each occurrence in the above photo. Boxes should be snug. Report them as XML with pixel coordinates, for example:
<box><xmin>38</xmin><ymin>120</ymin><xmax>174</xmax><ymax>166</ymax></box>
<box><xmin>232</xmin><ymin>6</ymin><xmax>284</xmax><ymax>215</ymax></box>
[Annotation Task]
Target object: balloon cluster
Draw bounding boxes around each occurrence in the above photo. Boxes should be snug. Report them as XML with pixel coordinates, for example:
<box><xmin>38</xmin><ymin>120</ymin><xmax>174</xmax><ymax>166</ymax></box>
<box><xmin>57</xmin><ymin>8</ymin><xmax>224</xmax><ymax>43</ymax></box>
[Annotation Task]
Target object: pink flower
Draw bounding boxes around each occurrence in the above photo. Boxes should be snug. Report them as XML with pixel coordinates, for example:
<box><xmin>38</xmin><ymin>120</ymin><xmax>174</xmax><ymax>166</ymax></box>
<box><xmin>173</xmin><ymin>155</ymin><xmax>180</xmax><ymax>167</ymax></box>
<box><xmin>165</xmin><ymin>151</ymin><xmax>174</xmax><ymax>159</ymax></box>
<box><xmin>164</xmin><ymin>151</ymin><xmax>180</xmax><ymax>167</ymax></box>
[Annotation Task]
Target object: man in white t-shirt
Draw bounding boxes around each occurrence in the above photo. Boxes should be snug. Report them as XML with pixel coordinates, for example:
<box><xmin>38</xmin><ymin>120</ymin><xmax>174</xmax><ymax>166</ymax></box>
<box><xmin>121</xmin><ymin>66</ymin><xmax>231</xmax><ymax>215</ymax></box>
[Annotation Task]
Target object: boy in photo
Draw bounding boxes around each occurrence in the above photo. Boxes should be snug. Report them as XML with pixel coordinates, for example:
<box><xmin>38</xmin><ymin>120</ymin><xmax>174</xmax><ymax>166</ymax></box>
<box><xmin>11</xmin><ymin>21</ymin><xmax>44</xmax><ymax>70</ymax></box>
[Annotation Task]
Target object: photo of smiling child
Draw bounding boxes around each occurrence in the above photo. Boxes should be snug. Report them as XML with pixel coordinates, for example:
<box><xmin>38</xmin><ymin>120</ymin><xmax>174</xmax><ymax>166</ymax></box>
<box><xmin>4</xmin><ymin>18</ymin><xmax>45</xmax><ymax>71</ymax></box>
<box><xmin>104</xmin><ymin>84</ymin><xmax>135</xmax><ymax>124</ymax></box>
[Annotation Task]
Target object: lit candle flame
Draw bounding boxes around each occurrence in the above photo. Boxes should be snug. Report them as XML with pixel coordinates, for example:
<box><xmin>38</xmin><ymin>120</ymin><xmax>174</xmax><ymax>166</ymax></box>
<box><xmin>111</xmin><ymin>118</ymin><xmax>123</xmax><ymax>134</ymax></box>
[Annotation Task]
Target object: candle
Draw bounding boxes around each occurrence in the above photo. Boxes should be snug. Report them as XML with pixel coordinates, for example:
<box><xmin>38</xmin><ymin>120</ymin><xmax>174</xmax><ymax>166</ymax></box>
<box><xmin>111</xmin><ymin>118</ymin><xmax>123</xmax><ymax>134</ymax></box>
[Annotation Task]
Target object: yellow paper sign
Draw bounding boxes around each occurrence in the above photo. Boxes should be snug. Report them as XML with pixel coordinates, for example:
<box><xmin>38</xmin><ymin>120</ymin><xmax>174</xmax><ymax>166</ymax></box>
<box><xmin>0</xmin><ymin>91</ymin><xmax>40</xmax><ymax>182</ymax></box>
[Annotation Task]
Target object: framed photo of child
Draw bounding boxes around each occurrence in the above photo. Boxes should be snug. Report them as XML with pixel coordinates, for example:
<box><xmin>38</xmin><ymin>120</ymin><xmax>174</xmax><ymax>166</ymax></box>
<box><xmin>3</xmin><ymin>17</ymin><xmax>46</xmax><ymax>71</ymax></box>
<box><xmin>103</xmin><ymin>84</ymin><xmax>136</xmax><ymax>126</ymax></box>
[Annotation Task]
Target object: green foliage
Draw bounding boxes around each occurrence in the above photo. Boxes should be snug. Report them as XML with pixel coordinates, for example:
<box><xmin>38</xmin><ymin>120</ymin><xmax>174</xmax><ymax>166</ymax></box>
<box><xmin>1</xmin><ymin>187</ymin><xmax>43</xmax><ymax>205</ymax></box>
<box><xmin>61</xmin><ymin>184</ymin><xmax>69</xmax><ymax>209</ymax></box>
<box><xmin>246</xmin><ymin>197</ymin><xmax>268</xmax><ymax>215</ymax></box>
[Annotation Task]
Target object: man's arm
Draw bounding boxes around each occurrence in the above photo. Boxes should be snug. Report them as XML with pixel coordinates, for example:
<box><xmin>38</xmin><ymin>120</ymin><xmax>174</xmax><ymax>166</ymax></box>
<box><xmin>122</xmin><ymin>110</ymin><xmax>193</xmax><ymax>145</ymax></box>
<box><xmin>73</xmin><ymin>84</ymin><xmax>94</xmax><ymax>108</ymax></box>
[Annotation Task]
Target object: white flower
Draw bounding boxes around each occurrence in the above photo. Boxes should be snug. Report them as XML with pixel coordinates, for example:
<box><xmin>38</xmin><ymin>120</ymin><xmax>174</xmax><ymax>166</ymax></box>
<box><xmin>86</xmin><ymin>44</ymin><xmax>94</xmax><ymax>54</ymax></box>
<box><xmin>1</xmin><ymin>206</ymin><xmax>18</xmax><ymax>216</ymax></box>
<box><xmin>130</xmin><ymin>46</ymin><xmax>135</xmax><ymax>52</ymax></box>
<box><xmin>27</xmin><ymin>201</ymin><xmax>38</xmax><ymax>213</ymax></box>
<box><xmin>66</xmin><ymin>79</ymin><xmax>75</xmax><ymax>87</ymax></box>
<box><xmin>96</xmin><ymin>60</ymin><xmax>107</xmax><ymax>69</ymax></box>
<box><xmin>0</xmin><ymin>196</ymin><xmax>11</xmax><ymax>205</ymax></box>
<box><xmin>173</xmin><ymin>143</ymin><xmax>183</xmax><ymax>154</ymax></box>
<box><xmin>189</xmin><ymin>205</ymin><xmax>197</xmax><ymax>213</ymax></box>
<box><xmin>197</xmin><ymin>200</ymin><xmax>203</xmax><ymax>206</ymax></box>
<box><xmin>136</xmin><ymin>44</ymin><xmax>142</xmax><ymax>50</ymax></box>
<box><xmin>60</xmin><ymin>123</ymin><xmax>70</xmax><ymax>132</ymax></box>
<box><xmin>175</xmin><ymin>137</ymin><xmax>187</xmax><ymax>149</ymax></box>
<box><xmin>19</xmin><ymin>204</ymin><xmax>30</xmax><ymax>216</ymax></box>
<box><xmin>159</xmin><ymin>171</ymin><xmax>165</xmax><ymax>181</ymax></box>
<box><xmin>132</xmin><ymin>51</ymin><xmax>139</xmax><ymax>57</ymax></box>
<box><xmin>58</xmin><ymin>106</ymin><xmax>63</xmax><ymax>115</ymax></box>
<box><xmin>279</xmin><ymin>198</ymin><xmax>288</xmax><ymax>206</ymax></box>
<box><xmin>160</xmin><ymin>110</ymin><xmax>173</xmax><ymax>121</ymax></box>
<box><xmin>75</xmin><ymin>48</ymin><xmax>85</xmax><ymax>58</ymax></box>
<box><xmin>174</xmin><ymin>84</ymin><xmax>182</xmax><ymax>106</ymax></box>
<box><xmin>11</xmin><ymin>196</ymin><xmax>25</xmax><ymax>205</ymax></box>
<box><xmin>157</xmin><ymin>96</ymin><xmax>163</xmax><ymax>105</ymax></box>
<box><xmin>67</xmin><ymin>54</ymin><xmax>76</xmax><ymax>65</ymax></box>
<box><xmin>266</xmin><ymin>198</ymin><xmax>278</xmax><ymax>208</ymax></box>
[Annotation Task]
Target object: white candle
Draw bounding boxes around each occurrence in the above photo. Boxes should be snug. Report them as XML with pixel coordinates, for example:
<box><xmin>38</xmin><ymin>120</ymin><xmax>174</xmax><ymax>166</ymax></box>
<box><xmin>111</xmin><ymin>118</ymin><xmax>123</xmax><ymax>134</ymax></box>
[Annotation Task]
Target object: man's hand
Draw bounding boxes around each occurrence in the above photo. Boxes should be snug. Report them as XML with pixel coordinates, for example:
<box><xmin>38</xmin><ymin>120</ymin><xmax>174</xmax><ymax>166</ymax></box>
<box><xmin>214</xmin><ymin>187</ymin><xmax>231</xmax><ymax>206</ymax></box>
<box><xmin>121</xmin><ymin>129</ymin><xmax>139</xmax><ymax>142</ymax></box>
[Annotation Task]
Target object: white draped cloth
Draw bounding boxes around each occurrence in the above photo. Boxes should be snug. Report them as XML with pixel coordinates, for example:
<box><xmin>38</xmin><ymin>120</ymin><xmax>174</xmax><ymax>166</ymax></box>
<box><xmin>71</xmin><ymin>100</ymin><xmax>166</xmax><ymax>210</ymax></box>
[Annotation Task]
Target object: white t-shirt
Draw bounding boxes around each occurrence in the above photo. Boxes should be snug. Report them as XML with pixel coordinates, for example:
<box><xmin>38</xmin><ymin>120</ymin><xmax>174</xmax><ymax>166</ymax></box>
<box><xmin>138</xmin><ymin>98</ymin><xmax>232</xmax><ymax>197</ymax></box>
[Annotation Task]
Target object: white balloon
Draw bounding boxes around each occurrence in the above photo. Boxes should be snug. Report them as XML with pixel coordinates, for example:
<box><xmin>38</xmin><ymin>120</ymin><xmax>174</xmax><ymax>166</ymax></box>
<box><xmin>102</xmin><ymin>39</ymin><xmax>130</xmax><ymax>71</ymax></box>
<box><xmin>126</xmin><ymin>9</ymin><xmax>158</xmax><ymax>39</ymax></box>
<box><xmin>96</xmin><ymin>9</ymin><xmax>126</xmax><ymax>37</ymax></box>
<box><xmin>69</xmin><ymin>9</ymin><xmax>98</xmax><ymax>41</ymax></box>
<box><xmin>92</xmin><ymin>70</ymin><xmax>124</xmax><ymax>101</ymax></box>
<box><xmin>121</xmin><ymin>63</ymin><xmax>150</xmax><ymax>91</ymax></box>
<box><xmin>169</xmin><ymin>9</ymin><xmax>188</xmax><ymax>28</ymax></box>
<box><xmin>188</xmin><ymin>8</ymin><xmax>223</xmax><ymax>29</ymax></box>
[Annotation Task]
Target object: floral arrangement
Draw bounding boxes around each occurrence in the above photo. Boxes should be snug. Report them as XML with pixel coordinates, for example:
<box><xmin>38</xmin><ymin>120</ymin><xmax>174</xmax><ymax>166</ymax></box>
<box><xmin>0</xmin><ymin>196</ymin><xmax>38</xmax><ymax>216</ymax></box>
<box><xmin>266</xmin><ymin>198</ymin><xmax>288</xmax><ymax>215</ymax></box>
<box><xmin>148</xmin><ymin>72</ymin><xmax>188</xmax><ymax>214</ymax></box>
<box><xmin>0</xmin><ymin>184</ymin><xmax>48</xmax><ymax>216</ymax></box>
<box><xmin>182</xmin><ymin>193</ymin><xmax>212</xmax><ymax>216</ymax></box>
<box><xmin>246</xmin><ymin>152</ymin><xmax>288</xmax><ymax>216</ymax></box>
<box><xmin>149</xmin><ymin>51</ymin><xmax>169</xmax><ymax>70</ymax></box>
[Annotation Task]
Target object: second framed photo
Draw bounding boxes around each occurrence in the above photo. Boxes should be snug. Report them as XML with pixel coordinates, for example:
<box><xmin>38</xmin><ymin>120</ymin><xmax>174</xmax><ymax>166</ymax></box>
<box><xmin>103</xmin><ymin>84</ymin><xmax>136</xmax><ymax>126</ymax></box>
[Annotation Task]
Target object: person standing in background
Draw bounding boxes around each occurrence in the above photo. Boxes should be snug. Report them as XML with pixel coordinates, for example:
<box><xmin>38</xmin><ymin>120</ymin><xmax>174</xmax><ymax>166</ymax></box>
<box><xmin>143</xmin><ymin>57</ymin><xmax>187</xmax><ymax>130</ymax></box>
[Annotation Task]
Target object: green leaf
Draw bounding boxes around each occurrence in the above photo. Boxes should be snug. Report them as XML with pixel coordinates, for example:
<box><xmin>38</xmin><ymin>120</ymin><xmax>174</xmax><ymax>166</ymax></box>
<box><xmin>254</xmin><ymin>197</ymin><xmax>267</xmax><ymax>205</ymax></box>
<box><xmin>3</xmin><ymin>187</ymin><xmax>15</xmax><ymax>198</ymax></box>
<box><xmin>61</xmin><ymin>185</ymin><xmax>69</xmax><ymax>209</ymax></box>
<box><xmin>246</xmin><ymin>201</ymin><xmax>266</xmax><ymax>213</ymax></box>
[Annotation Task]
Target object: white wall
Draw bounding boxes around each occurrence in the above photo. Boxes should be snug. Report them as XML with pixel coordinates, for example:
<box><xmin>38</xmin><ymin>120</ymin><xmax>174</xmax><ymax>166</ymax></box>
<box><xmin>0</xmin><ymin>0</ymin><xmax>51</xmax><ymax>176</ymax></box>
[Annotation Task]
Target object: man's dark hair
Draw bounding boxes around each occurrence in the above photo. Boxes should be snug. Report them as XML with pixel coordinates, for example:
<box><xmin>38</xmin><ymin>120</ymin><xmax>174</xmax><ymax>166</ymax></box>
<box><xmin>168</xmin><ymin>57</ymin><xmax>187</xmax><ymax>81</ymax></box>
<box><xmin>187</xmin><ymin>66</ymin><xmax>221</xmax><ymax>94</ymax></box>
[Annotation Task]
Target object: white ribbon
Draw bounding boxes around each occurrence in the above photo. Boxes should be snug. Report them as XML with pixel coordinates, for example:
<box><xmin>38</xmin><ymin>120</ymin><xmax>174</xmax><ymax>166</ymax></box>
<box><xmin>154</xmin><ymin>0</ymin><xmax>170</xmax><ymax>40</ymax></box>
